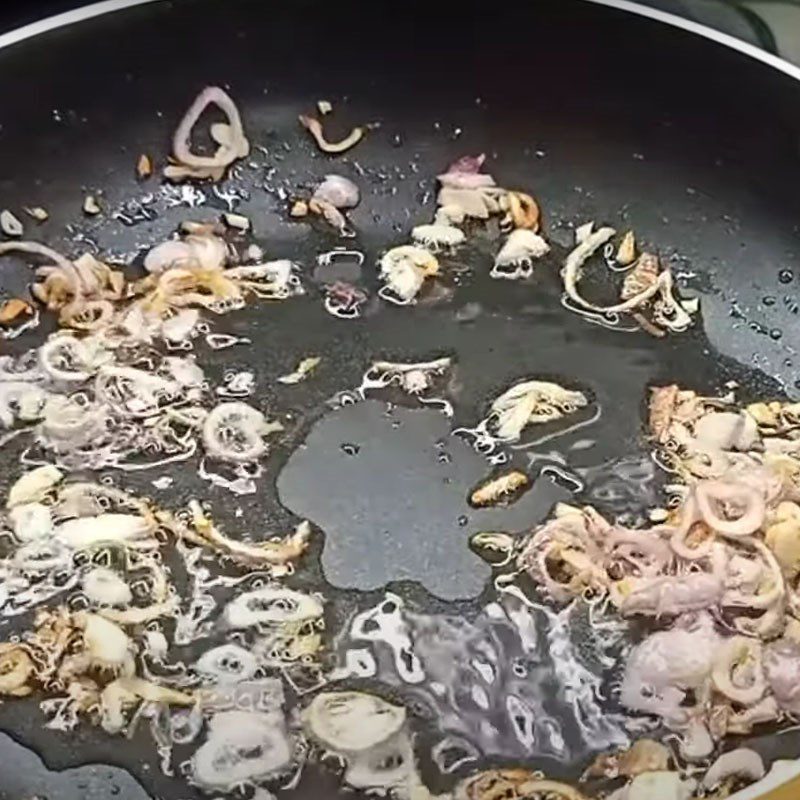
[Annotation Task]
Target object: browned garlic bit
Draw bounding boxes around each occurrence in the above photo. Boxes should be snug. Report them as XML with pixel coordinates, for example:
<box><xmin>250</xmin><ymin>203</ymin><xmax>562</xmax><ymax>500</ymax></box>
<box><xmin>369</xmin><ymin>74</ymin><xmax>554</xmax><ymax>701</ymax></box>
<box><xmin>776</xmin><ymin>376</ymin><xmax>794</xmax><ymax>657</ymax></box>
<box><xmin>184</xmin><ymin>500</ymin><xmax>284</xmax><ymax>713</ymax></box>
<box><xmin>0</xmin><ymin>298</ymin><xmax>34</xmax><ymax>326</ymax></box>
<box><xmin>24</xmin><ymin>206</ymin><xmax>49</xmax><ymax>222</ymax></box>
<box><xmin>136</xmin><ymin>153</ymin><xmax>153</xmax><ymax>179</ymax></box>
<box><xmin>615</xmin><ymin>230</ymin><xmax>637</xmax><ymax>266</ymax></box>
<box><xmin>290</xmin><ymin>199</ymin><xmax>309</xmax><ymax>218</ymax></box>
<box><xmin>501</xmin><ymin>190</ymin><xmax>541</xmax><ymax>231</ymax></box>
<box><xmin>222</xmin><ymin>212</ymin><xmax>251</xmax><ymax>231</ymax></box>
<box><xmin>82</xmin><ymin>195</ymin><xmax>102</xmax><ymax>216</ymax></box>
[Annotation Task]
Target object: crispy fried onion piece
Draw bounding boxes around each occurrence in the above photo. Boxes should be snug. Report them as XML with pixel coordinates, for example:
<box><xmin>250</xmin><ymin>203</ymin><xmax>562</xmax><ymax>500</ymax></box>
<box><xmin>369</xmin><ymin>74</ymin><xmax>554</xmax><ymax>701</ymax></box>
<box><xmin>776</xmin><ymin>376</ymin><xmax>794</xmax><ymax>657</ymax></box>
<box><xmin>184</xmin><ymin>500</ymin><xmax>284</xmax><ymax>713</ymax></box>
<box><xmin>202</xmin><ymin>401</ymin><xmax>283</xmax><ymax>462</ymax></box>
<box><xmin>362</xmin><ymin>357</ymin><xmax>452</xmax><ymax>399</ymax></box>
<box><xmin>454</xmin><ymin>769</ymin><xmax>589</xmax><ymax>800</ymax></box>
<box><xmin>308</xmin><ymin>175</ymin><xmax>360</xmax><ymax>233</ymax></box>
<box><xmin>412</xmin><ymin>222</ymin><xmax>465</xmax><ymax>250</ymax></box>
<box><xmin>299</xmin><ymin>114</ymin><xmax>365</xmax><ymax>154</ymax></box>
<box><xmin>438</xmin><ymin>154</ymin><xmax>496</xmax><ymax>189</ymax></box>
<box><xmin>190</xmin><ymin>709</ymin><xmax>296</xmax><ymax>791</ymax></box>
<box><xmin>436</xmin><ymin>156</ymin><xmax>503</xmax><ymax>219</ymax></box>
<box><xmin>724</xmin><ymin>539</ymin><xmax>785</xmax><ymax>612</ymax></box>
<box><xmin>166</xmin><ymin>86</ymin><xmax>250</xmax><ymax>181</ymax></box>
<box><xmin>135</xmin><ymin>258</ymin><xmax>301</xmax><ymax>319</ymax></box>
<box><xmin>617</xmin><ymin>566</ymin><xmax>724</xmax><ymax>618</ymax></box>
<box><xmin>133</xmin><ymin>263</ymin><xmax>242</xmax><ymax>316</ymax></box>
<box><xmin>702</xmin><ymin>748</ymin><xmax>765</xmax><ymax>791</ymax></box>
<box><xmin>562</xmin><ymin>226</ymin><xmax>695</xmax><ymax>333</ymax></box>
<box><xmin>378</xmin><ymin>245</ymin><xmax>439</xmax><ymax>305</ymax></box>
<box><xmin>765</xmin><ymin>501</ymin><xmax>800</xmax><ymax>579</ymax></box>
<box><xmin>303</xmin><ymin>690</ymin><xmax>406</xmax><ymax>752</ymax></box>
<box><xmin>489</xmin><ymin>380</ymin><xmax>588</xmax><ymax>442</ymax></box>
<box><xmin>159</xmin><ymin>499</ymin><xmax>312</xmax><ymax>568</ymax></box>
<box><xmin>0</xmin><ymin>643</ymin><xmax>35</xmax><ymax>696</ymax></box>
<box><xmin>101</xmin><ymin>676</ymin><xmax>192</xmax><ymax>734</ymax></box>
<box><xmin>500</xmin><ymin>191</ymin><xmax>541</xmax><ymax>232</ymax></box>
<box><xmin>491</xmin><ymin>229</ymin><xmax>550</xmax><ymax>280</ymax></box>
<box><xmin>711</xmin><ymin>636</ymin><xmax>767</xmax><ymax>706</ymax></box>
<box><xmin>302</xmin><ymin>690</ymin><xmax>423</xmax><ymax>795</ymax></box>
<box><xmin>615</xmin><ymin>772</ymin><xmax>697</xmax><ymax>800</ymax></box>
<box><xmin>0</xmin><ymin>242</ymin><xmax>123</xmax><ymax>331</ymax></box>
<box><xmin>647</xmin><ymin>384</ymin><xmax>701</xmax><ymax>445</ymax></box>
<box><xmin>225</xmin><ymin>260</ymin><xmax>304</xmax><ymax>300</ymax></box>
<box><xmin>278</xmin><ymin>356</ymin><xmax>321</xmax><ymax>385</ymax></box>
<box><xmin>583</xmin><ymin>739</ymin><xmax>671</xmax><ymax>780</ymax></box>
<box><xmin>324</xmin><ymin>281</ymin><xmax>368</xmax><ymax>319</ymax></box>
<box><xmin>517</xmin><ymin>508</ymin><xmax>609</xmax><ymax>604</ymax></box>
<box><xmin>224</xmin><ymin>587</ymin><xmax>323</xmax><ymax>628</ymax></box>
<box><xmin>38</xmin><ymin>334</ymin><xmax>112</xmax><ymax>382</ymax></box>
<box><xmin>144</xmin><ymin>231</ymin><xmax>227</xmax><ymax>274</ymax></box>
<box><xmin>695</xmin><ymin>479</ymin><xmax>766</xmax><ymax>537</ymax></box>
<box><xmin>7</xmin><ymin>465</ymin><xmax>63</xmax><ymax>508</ymax></box>
<box><xmin>195</xmin><ymin>644</ymin><xmax>258</xmax><ymax>682</ymax></box>
<box><xmin>470</xmin><ymin>470</ymin><xmax>530</xmax><ymax>507</ymax></box>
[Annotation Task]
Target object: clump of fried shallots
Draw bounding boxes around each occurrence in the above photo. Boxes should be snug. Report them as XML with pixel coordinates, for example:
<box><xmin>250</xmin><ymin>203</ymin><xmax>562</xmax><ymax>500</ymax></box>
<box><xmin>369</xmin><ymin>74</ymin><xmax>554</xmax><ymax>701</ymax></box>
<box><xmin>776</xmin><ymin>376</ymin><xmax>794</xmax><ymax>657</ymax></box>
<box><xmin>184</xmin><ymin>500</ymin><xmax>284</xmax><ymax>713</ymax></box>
<box><xmin>454</xmin><ymin>378</ymin><xmax>589</xmax><ymax>456</ymax></box>
<box><xmin>1</xmin><ymin>227</ymin><xmax>303</xmax><ymax>339</ymax></box>
<box><xmin>291</xmin><ymin>174</ymin><xmax>361</xmax><ymax>234</ymax></box>
<box><xmin>0</xmin><ymin>467</ymin><xmax>318</xmax><ymax>771</ymax></box>
<box><xmin>561</xmin><ymin>224</ymin><xmax>699</xmax><ymax>335</ymax></box>
<box><xmin>408</xmin><ymin>154</ymin><xmax>550</xmax><ymax>281</ymax></box>
<box><xmin>0</xmin><ymin>242</ymin><xmax>125</xmax><ymax>332</ymax></box>
<box><xmin>467</xmin><ymin>379</ymin><xmax>800</xmax><ymax>799</ymax></box>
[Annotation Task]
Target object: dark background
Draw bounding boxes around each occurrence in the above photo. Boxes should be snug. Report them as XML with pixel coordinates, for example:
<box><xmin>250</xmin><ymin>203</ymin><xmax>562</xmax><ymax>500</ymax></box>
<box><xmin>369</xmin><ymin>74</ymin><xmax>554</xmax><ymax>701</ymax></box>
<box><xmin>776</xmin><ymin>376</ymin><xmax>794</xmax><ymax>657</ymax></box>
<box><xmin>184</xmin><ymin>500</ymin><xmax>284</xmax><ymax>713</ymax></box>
<box><xmin>0</xmin><ymin>0</ymin><xmax>86</xmax><ymax>32</ymax></box>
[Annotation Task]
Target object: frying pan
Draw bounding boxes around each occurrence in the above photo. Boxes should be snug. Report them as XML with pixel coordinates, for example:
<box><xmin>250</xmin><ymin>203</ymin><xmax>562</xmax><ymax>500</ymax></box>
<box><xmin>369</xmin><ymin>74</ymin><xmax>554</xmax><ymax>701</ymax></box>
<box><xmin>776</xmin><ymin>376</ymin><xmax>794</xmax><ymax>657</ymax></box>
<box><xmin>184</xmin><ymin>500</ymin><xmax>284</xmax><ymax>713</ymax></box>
<box><xmin>0</xmin><ymin>0</ymin><xmax>800</xmax><ymax>798</ymax></box>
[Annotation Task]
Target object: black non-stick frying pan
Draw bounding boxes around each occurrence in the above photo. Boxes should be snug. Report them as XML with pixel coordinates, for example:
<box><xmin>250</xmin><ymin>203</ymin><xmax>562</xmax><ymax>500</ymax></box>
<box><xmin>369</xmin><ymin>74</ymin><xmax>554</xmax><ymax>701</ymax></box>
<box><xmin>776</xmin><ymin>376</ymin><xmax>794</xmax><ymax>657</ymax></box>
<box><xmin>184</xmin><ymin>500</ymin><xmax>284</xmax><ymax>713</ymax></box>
<box><xmin>1</xmin><ymin>1</ymin><xmax>800</xmax><ymax>798</ymax></box>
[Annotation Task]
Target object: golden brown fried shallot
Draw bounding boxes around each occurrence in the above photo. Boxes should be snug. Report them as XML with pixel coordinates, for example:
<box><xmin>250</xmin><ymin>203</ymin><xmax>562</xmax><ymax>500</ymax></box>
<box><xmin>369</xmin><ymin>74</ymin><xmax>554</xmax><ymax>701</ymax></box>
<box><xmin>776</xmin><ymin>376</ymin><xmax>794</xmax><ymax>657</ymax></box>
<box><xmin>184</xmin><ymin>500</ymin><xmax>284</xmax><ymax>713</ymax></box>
<box><xmin>470</xmin><ymin>470</ymin><xmax>530</xmax><ymax>507</ymax></box>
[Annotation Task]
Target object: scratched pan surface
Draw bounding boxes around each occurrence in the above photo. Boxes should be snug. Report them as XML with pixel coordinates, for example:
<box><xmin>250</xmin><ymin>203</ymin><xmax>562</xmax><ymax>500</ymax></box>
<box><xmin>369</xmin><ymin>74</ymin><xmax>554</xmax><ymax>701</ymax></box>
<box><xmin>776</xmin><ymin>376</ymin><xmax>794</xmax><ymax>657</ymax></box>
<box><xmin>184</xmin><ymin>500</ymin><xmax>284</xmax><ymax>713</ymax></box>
<box><xmin>0</xmin><ymin>0</ymin><xmax>800</xmax><ymax>798</ymax></box>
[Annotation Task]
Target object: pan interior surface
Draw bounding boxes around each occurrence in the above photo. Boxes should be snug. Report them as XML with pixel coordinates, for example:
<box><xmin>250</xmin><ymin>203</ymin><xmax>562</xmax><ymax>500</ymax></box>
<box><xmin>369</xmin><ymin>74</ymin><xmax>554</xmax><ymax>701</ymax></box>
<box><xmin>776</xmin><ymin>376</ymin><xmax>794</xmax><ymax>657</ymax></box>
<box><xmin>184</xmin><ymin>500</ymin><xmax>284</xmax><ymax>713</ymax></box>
<box><xmin>0</xmin><ymin>1</ymin><xmax>798</xmax><ymax>799</ymax></box>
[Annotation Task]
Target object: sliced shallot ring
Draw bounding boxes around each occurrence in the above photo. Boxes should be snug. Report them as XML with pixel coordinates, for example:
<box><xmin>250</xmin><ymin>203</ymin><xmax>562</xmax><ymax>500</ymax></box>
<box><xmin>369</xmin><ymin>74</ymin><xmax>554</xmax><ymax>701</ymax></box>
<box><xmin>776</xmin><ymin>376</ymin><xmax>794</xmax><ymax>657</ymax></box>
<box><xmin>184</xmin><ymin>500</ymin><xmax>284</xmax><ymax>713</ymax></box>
<box><xmin>60</xmin><ymin>299</ymin><xmax>115</xmax><ymax>331</ymax></box>
<box><xmin>702</xmin><ymin>748</ymin><xmax>765</xmax><ymax>790</ymax></box>
<box><xmin>695</xmin><ymin>480</ymin><xmax>765</xmax><ymax>537</ymax></box>
<box><xmin>711</xmin><ymin>636</ymin><xmax>767</xmax><ymax>706</ymax></box>
<box><xmin>202</xmin><ymin>402</ymin><xmax>272</xmax><ymax>462</ymax></box>
<box><xmin>0</xmin><ymin>241</ymin><xmax>85</xmax><ymax>293</ymax></box>
<box><xmin>173</xmin><ymin>87</ymin><xmax>248</xmax><ymax>169</ymax></box>
<box><xmin>299</xmin><ymin>114</ymin><xmax>364</xmax><ymax>154</ymax></box>
<box><xmin>670</xmin><ymin>495</ymin><xmax>715</xmax><ymax>560</ymax></box>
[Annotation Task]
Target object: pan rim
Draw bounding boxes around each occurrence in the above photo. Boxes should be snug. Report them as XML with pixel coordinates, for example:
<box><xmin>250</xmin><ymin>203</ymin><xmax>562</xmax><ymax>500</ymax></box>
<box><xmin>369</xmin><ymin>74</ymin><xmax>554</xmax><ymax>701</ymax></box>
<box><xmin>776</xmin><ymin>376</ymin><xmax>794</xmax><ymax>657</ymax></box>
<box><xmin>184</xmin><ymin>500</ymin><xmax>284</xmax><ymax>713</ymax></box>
<box><xmin>0</xmin><ymin>0</ymin><xmax>798</xmax><ymax>87</ymax></box>
<box><xmin>0</xmin><ymin>1</ymin><xmax>796</xmax><ymax>800</ymax></box>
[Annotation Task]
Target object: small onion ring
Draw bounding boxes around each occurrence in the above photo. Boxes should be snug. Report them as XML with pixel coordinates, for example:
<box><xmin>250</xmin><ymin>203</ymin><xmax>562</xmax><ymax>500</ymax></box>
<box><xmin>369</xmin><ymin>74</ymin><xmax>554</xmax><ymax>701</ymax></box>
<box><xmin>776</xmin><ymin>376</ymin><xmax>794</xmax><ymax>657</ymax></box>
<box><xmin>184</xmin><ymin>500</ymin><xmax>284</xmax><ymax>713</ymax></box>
<box><xmin>695</xmin><ymin>480</ymin><xmax>765</xmax><ymax>537</ymax></box>
<box><xmin>202</xmin><ymin>402</ymin><xmax>270</xmax><ymax>462</ymax></box>
<box><xmin>172</xmin><ymin>87</ymin><xmax>248</xmax><ymax>169</ymax></box>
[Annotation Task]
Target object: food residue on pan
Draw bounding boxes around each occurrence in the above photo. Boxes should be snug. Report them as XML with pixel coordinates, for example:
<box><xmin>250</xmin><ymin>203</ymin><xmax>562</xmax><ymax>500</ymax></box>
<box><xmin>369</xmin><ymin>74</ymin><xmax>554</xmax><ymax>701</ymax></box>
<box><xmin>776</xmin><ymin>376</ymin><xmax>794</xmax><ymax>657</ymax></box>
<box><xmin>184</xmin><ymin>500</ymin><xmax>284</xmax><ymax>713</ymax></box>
<box><xmin>0</xmin><ymin>81</ymin><xmax>795</xmax><ymax>800</ymax></box>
